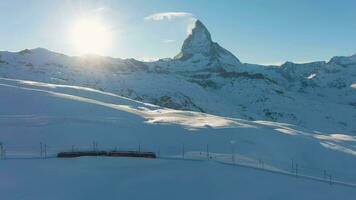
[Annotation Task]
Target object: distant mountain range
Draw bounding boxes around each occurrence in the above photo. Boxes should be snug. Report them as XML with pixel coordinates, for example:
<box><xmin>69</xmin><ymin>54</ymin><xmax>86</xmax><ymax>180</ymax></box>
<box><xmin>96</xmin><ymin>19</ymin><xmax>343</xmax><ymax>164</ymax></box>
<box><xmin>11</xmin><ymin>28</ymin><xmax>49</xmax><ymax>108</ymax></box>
<box><xmin>1</xmin><ymin>20</ymin><xmax>355</xmax><ymax>134</ymax></box>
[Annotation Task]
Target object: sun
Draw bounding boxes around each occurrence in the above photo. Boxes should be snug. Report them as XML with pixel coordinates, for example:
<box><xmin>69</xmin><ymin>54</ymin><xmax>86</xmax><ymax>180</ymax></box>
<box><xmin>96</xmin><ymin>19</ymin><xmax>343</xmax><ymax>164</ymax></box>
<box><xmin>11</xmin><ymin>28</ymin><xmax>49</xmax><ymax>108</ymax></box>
<box><xmin>69</xmin><ymin>18</ymin><xmax>112</xmax><ymax>55</ymax></box>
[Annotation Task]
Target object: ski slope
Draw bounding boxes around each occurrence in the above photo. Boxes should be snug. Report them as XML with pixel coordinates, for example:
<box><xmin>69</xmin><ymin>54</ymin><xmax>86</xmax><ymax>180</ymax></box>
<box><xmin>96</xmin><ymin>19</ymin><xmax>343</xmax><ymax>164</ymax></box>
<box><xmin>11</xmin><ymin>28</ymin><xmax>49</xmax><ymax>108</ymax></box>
<box><xmin>0</xmin><ymin>78</ymin><xmax>356</xmax><ymax>199</ymax></box>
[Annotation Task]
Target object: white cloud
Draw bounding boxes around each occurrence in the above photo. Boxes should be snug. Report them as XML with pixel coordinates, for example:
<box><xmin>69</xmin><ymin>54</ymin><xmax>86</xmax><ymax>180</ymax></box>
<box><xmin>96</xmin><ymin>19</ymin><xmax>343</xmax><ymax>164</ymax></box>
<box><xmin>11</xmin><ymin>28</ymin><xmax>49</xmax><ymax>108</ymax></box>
<box><xmin>144</xmin><ymin>12</ymin><xmax>197</xmax><ymax>37</ymax></box>
<box><xmin>186</xmin><ymin>18</ymin><xmax>197</xmax><ymax>35</ymax></box>
<box><xmin>163</xmin><ymin>39</ymin><xmax>176</xmax><ymax>43</ymax></box>
<box><xmin>144</xmin><ymin>12</ymin><xmax>193</xmax><ymax>21</ymax></box>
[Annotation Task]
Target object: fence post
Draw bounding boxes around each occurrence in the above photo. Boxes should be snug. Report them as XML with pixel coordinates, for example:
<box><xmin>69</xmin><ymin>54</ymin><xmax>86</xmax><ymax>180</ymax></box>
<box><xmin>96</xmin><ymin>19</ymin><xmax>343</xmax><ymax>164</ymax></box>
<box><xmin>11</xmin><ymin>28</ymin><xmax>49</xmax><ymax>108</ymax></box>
<box><xmin>0</xmin><ymin>142</ymin><xmax>4</xmax><ymax>159</ymax></box>
<box><xmin>295</xmin><ymin>164</ymin><xmax>298</xmax><ymax>178</ymax></box>
<box><xmin>206</xmin><ymin>144</ymin><xmax>209</xmax><ymax>160</ymax></box>
<box><xmin>329</xmin><ymin>175</ymin><xmax>332</xmax><ymax>185</ymax></box>
<box><xmin>182</xmin><ymin>144</ymin><xmax>185</xmax><ymax>159</ymax></box>
<box><xmin>231</xmin><ymin>146</ymin><xmax>235</xmax><ymax>164</ymax></box>
<box><xmin>0</xmin><ymin>143</ymin><xmax>2</xmax><ymax>159</ymax></box>
<box><xmin>259</xmin><ymin>159</ymin><xmax>263</xmax><ymax>168</ymax></box>
<box><xmin>40</xmin><ymin>142</ymin><xmax>43</xmax><ymax>158</ymax></box>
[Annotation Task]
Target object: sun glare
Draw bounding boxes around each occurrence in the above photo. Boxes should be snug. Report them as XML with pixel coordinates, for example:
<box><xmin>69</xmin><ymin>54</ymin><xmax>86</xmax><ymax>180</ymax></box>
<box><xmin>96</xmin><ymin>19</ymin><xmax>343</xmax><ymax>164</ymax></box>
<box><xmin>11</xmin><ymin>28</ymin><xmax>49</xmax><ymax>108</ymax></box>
<box><xmin>70</xmin><ymin>18</ymin><xmax>112</xmax><ymax>55</ymax></box>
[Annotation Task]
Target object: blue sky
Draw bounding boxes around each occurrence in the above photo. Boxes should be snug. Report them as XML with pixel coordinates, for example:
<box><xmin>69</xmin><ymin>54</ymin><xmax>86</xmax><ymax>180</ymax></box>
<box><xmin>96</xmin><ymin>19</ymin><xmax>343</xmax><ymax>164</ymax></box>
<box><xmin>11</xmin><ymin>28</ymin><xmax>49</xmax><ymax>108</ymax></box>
<box><xmin>0</xmin><ymin>0</ymin><xmax>355</xmax><ymax>64</ymax></box>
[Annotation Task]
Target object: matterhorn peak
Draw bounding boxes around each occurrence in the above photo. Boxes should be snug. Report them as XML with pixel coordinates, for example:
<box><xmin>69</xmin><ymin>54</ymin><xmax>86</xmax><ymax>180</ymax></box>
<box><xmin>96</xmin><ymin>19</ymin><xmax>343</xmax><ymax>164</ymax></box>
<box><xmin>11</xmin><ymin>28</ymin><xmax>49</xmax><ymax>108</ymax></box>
<box><xmin>175</xmin><ymin>20</ymin><xmax>213</xmax><ymax>60</ymax></box>
<box><xmin>175</xmin><ymin>20</ymin><xmax>241</xmax><ymax>66</ymax></box>
<box><xmin>180</xmin><ymin>20</ymin><xmax>213</xmax><ymax>54</ymax></box>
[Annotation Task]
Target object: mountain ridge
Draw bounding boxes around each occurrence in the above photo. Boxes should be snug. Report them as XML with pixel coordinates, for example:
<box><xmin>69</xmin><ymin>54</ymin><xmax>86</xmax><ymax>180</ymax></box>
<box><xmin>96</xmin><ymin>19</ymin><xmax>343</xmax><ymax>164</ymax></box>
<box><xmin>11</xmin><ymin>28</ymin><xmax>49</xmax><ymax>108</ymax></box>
<box><xmin>0</xmin><ymin>20</ymin><xmax>355</xmax><ymax>134</ymax></box>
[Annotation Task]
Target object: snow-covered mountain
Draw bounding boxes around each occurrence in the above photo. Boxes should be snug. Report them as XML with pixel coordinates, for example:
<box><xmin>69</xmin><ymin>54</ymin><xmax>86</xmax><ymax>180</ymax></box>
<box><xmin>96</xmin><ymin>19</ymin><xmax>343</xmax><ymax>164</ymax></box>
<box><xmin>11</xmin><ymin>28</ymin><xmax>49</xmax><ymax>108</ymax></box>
<box><xmin>0</xmin><ymin>20</ymin><xmax>355</xmax><ymax>134</ymax></box>
<box><xmin>175</xmin><ymin>20</ymin><xmax>241</xmax><ymax>67</ymax></box>
<box><xmin>2</xmin><ymin>77</ymin><xmax>356</xmax><ymax>199</ymax></box>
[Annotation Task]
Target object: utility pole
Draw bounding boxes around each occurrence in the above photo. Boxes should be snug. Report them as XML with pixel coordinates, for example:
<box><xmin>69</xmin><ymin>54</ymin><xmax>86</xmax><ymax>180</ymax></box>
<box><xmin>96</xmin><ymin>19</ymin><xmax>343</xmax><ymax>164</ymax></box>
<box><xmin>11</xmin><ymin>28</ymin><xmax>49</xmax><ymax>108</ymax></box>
<box><xmin>232</xmin><ymin>146</ymin><xmax>235</xmax><ymax>164</ymax></box>
<box><xmin>295</xmin><ymin>164</ymin><xmax>298</xmax><ymax>178</ymax></box>
<box><xmin>40</xmin><ymin>142</ymin><xmax>43</xmax><ymax>158</ymax></box>
<box><xmin>182</xmin><ymin>144</ymin><xmax>185</xmax><ymax>159</ymax></box>
<box><xmin>0</xmin><ymin>142</ymin><xmax>3</xmax><ymax>159</ymax></box>
<box><xmin>230</xmin><ymin>140</ymin><xmax>236</xmax><ymax>164</ymax></box>
<box><xmin>206</xmin><ymin>144</ymin><xmax>209</xmax><ymax>160</ymax></box>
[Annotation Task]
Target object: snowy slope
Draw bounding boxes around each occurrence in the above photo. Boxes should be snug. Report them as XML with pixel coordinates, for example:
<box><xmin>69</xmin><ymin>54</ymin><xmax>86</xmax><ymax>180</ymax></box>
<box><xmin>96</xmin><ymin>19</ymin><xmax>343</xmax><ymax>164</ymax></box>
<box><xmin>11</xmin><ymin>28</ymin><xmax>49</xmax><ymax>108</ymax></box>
<box><xmin>1</xmin><ymin>157</ymin><xmax>356</xmax><ymax>200</ymax></box>
<box><xmin>1</xmin><ymin>78</ymin><xmax>356</xmax><ymax>176</ymax></box>
<box><xmin>0</xmin><ymin>20</ymin><xmax>355</xmax><ymax>134</ymax></box>
<box><xmin>1</xmin><ymin>78</ymin><xmax>356</xmax><ymax>199</ymax></box>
